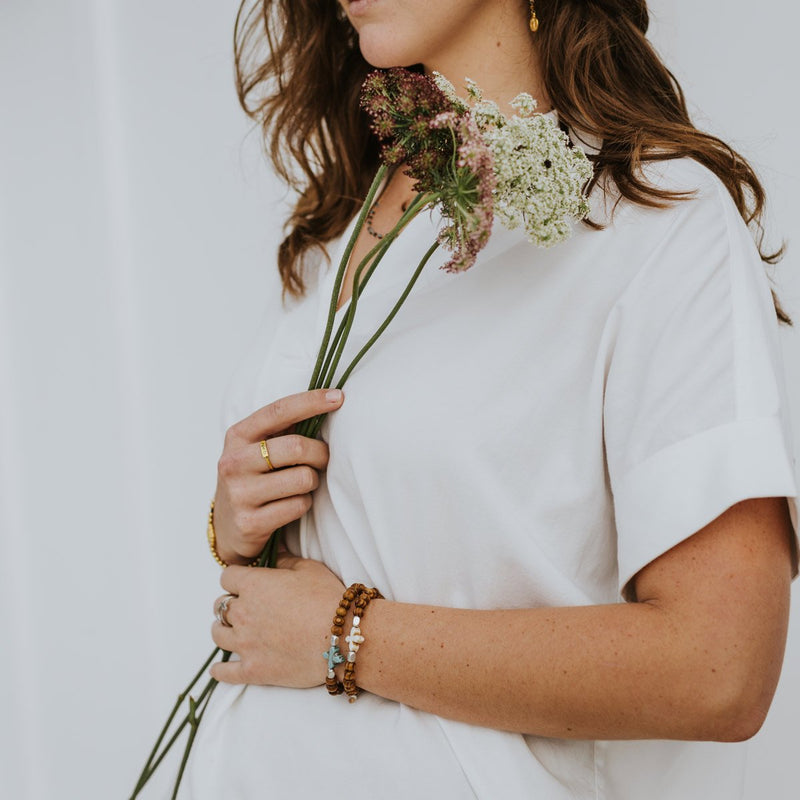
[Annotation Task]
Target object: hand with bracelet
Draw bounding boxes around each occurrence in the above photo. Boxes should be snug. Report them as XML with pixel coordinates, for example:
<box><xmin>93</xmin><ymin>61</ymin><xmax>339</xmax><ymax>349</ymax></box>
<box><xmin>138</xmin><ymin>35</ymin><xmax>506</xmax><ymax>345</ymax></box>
<box><xmin>211</xmin><ymin>555</ymin><xmax>350</xmax><ymax>689</ymax></box>
<box><xmin>210</xmin><ymin>388</ymin><xmax>344</xmax><ymax>567</ymax></box>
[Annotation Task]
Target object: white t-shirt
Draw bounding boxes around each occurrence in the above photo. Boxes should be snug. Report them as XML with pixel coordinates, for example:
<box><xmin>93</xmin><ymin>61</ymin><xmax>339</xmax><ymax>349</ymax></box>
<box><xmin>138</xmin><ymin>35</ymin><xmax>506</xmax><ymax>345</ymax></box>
<box><xmin>185</xmin><ymin>158</ymin><xmax>797</xmax><ymax>799</ymax></box>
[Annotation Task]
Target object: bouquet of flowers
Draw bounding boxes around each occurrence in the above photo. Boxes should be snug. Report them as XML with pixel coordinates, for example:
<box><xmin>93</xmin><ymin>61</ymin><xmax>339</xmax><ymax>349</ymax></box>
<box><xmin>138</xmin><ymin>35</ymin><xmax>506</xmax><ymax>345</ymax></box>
<box><xmin>130</xmin><ymin>67</ymin><xmax>592</xmax><ymax>798</ymax></box>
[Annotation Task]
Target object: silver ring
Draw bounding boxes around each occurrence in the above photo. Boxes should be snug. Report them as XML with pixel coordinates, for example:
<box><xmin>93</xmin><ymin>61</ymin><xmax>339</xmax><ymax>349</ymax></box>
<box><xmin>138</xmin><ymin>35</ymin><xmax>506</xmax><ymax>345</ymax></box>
<box><xmin>215</xmin><ymin>593</ymin><xmax>236</xmax><ymax>627</ymax></box>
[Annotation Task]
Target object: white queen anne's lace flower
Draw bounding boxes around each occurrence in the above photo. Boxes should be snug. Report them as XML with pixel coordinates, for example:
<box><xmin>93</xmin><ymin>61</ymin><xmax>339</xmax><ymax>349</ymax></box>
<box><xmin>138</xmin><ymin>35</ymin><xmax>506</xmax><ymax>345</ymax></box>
<box><xmin>483</xmin><ymin>113</ymin><xmax>592</xmax><ymax>246</ymax></box>
<box><xmin>431</xmin><ymin>73</ymin><xmax>592</xmax><ymax>248</ymax></box>
<box><xmin>510</xmin><ymin>92</ymin><xmax>537</xmax><ymax>117</ymax></box>
<box><xmin>432</xmin><ymin>71</ymin><xmax>469</xmax><ymax>113</ymax></box>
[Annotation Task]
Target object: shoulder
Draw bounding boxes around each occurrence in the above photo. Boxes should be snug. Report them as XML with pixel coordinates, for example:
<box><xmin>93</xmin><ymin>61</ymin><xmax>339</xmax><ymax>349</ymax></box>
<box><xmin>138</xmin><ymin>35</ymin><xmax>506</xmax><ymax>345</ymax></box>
<box><xmin>590</xmin><ymin>156</ymin><xmax>734</xmax><ymax>232</ymax></box>
<box><xmin>636</xmin><ymin>158</ymin><xmax>758</xmax><ymax>267</ymax></box>
<box><xmin>638</xmin><ymin>156</ymin><xmax>725</xmax><ymax>199</ymax></box>
<box><xmin>582</xmin><ymin>156</ymin><xmax>779</xmax><ymax>345</ymax></box>
<box><xmin>589</xmin><ymin>157</ymin><xmax>757</xmax><ymax>284</ymax></box>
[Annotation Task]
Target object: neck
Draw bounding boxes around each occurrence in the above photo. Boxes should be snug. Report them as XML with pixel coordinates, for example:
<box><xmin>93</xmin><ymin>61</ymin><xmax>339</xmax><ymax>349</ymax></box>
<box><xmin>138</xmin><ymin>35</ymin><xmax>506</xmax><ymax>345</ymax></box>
<box><xmin>423</xmin><ymin>4</ymin><xmax>550</xmax><ymax>115</ymax></box>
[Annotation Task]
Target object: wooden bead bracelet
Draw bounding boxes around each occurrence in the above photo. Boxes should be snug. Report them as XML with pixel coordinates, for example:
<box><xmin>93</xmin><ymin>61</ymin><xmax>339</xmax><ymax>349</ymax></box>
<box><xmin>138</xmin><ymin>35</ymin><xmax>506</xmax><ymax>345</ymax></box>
<box><xmin>323</xmin><ymin>583</ymin><xmax>383</xmax><ymax>701</ymax></box>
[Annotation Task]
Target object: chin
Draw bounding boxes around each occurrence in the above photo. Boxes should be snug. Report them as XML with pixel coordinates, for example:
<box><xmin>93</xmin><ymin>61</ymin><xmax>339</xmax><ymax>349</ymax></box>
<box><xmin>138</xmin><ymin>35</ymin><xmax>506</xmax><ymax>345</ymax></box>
<box><xmin>359</xmin><ymin>45</ymin><xmax>418</xmax><ymax>69</ymax></box>
<box><xmin>361</xmin><ymin>52</ymin><xmax>415</xmax><ymax>69</ymax></box>
<box><xmin>353</xmin><ymin>29</ymin><xmax>424</xmax><ymax>69</ymax></box>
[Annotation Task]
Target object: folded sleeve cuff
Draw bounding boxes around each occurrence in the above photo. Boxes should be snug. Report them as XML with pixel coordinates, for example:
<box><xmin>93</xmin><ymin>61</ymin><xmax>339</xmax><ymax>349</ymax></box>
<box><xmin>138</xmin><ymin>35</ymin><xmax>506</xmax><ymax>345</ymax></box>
<box><xmin>614</xmin><ymin>415</ymin><xmax>798</xmax><ymax>598</ymax></box>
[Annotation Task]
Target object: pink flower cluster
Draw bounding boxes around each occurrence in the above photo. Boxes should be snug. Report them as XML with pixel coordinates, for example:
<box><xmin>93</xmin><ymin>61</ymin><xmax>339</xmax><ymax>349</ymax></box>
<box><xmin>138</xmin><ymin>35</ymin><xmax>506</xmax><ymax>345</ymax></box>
<box><xmin>360</xmin><ymin>68</ymin><xmax>454</xmax><ymax>176</ymax></box>
<box><xmin>430</xmin><ymin>112</ymin><xmax>495</xmax><ymax>272</ymax></box>
<box><xmin>360</xmin><ymin>68</ymin><xmax>496</xmax><ymax>272</ymax></box>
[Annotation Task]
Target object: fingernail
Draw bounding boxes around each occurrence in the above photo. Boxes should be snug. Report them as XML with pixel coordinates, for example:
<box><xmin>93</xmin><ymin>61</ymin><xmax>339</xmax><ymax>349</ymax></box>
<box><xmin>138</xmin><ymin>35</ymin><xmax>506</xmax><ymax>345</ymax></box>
<box><xmin>325</xmin><ymin>389</ymin><xmax>343</xmax><ymax>403</ymax></box>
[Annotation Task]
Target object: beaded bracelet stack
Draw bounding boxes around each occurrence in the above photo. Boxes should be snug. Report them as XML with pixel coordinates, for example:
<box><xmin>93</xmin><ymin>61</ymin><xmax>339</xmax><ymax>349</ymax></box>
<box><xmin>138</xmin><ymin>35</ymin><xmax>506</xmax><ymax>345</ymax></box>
<box><xmin>324</xmin><ymin>583</ymin><xmax>383</xmax><ymax>702</ymax></box>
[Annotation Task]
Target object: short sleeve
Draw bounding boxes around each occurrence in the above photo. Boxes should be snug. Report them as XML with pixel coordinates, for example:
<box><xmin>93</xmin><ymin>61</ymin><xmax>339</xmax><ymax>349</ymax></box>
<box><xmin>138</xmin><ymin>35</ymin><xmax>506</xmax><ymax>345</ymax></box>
<box><xmin>603</xmin><ymin>172</ymin><xmax>798</xmax><ymax>597</ymax></box>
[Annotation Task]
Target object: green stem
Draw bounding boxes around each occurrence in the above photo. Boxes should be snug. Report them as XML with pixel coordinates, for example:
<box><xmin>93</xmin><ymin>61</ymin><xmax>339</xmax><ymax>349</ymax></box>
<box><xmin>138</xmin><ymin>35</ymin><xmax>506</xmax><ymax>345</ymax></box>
<box><xmin>306</xmin><ymin>240</ymin><xmax>440</xmax><ymax>440</ymax></box>
<box><xmin>170</xmin><ymin>686</ymin><xmax>216</xmax><ymax>800</ymax></box>
<box><xmin>319</xmin><ymin>239</ymin><xmax>391</xmax><ymax>390</ymax></box>
<box><xmin>301</xmin><ymin>191</ymin><xmax>434</xmax><ymax>440</ymax></box>
<box><xmin>319</xmin><ymin>192</ymin><xmax>434</xmax><ymax>391</ymax></box>
<box><xmin>260</xmin><ymin>525</ymin><xmax>283</xmax><ymax>569</ymax></box>
<box><xmin>132</xmin><ymin>676</ymin><xmax>218</xmax><ymax>795</ymax></box>
<box><xmin>308</xmin><ymin>165</ymin><xmax>388</xmax><ymax>391</ymax></box>
<box><xmin>336</xmin><ymin>240</ymin><xmax>440</xmax><ymax>389</ymax></box>
<box><xmin>313</xmin><ymin>238</ymin><xmax>385</xmax><ymax>390</ymax></box>
<box><xmin>130</xmin><ymin>647</ymin><xmax>221</xmax><ymax>797</ymax></box>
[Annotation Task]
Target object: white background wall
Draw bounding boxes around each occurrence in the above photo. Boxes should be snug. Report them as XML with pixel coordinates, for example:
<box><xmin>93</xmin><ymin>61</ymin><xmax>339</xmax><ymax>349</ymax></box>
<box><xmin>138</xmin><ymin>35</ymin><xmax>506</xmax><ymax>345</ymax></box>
<box><xmin>0</xmin><ymin>2</ymin><xmax>797</xmax><ymax>798</ymax></box>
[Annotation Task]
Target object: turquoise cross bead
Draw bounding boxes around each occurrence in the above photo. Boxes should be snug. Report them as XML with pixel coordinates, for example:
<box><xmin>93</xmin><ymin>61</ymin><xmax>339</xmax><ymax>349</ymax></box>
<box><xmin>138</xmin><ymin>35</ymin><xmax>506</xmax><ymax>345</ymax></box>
<box><xmin>323</xmin><ymin>644</ymin><xmax>345</xmax><ymax>669</ymax></box>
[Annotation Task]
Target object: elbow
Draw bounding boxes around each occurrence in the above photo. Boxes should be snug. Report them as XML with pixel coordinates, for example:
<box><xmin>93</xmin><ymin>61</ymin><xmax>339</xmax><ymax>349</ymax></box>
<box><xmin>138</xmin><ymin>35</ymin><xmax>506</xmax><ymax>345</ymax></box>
<box><xmin>698</xmin><ymin>672</ymin><xmax>777</xmax><ymax>743</ymax></box>
<box><xmin>710</xmin><ymin>700</ymin><xmax>769</xmax><ymax>743</ymax></box>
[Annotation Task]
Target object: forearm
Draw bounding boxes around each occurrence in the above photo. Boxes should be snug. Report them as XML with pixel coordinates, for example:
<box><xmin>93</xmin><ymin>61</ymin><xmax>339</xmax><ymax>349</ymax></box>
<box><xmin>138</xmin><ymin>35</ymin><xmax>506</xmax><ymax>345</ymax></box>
<box><xmin>212</xmin><ymin>501</ymin><xmax>791</xmax><ymax>739</ymax></box>
<box><xmin>349</xmin><ymin>499</ymin><xmax>793</xmax><ymax>742</ymax></box>
<box><xmin>354</xmin><ymin>596</ymin><xmax>781</xmax><ymax>742</ymax></box>
<box><xmin>357</xmin><ymin>601</ymin><xmax>693</xmax><ymax>739</ymax></box>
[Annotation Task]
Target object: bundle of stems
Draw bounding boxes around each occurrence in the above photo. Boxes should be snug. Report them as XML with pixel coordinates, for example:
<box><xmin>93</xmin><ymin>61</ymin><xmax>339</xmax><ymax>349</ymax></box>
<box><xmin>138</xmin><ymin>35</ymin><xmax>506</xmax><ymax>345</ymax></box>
<box><xmin>130</xmin><ymin>165</ymin><xmax>439</xmax><ymax>798</ymax></box>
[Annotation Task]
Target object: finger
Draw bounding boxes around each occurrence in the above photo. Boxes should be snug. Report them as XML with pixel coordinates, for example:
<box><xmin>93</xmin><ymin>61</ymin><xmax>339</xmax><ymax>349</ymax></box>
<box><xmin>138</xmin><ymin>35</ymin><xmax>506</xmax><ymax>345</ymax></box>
<box><xmin>209</xmin><ymin>657</ymin><xmax>248</xmax><ymax>685</ymax></box>
<box><xmin>225</xmin><ymin>465</ymin><xmax>318</xmax><ymax>512</ymax></box>
<box><xmin>262</xmin><ymin>465</ymin><xmax>320</xmax><ymax>502</ymax></box>
<box><xmin>253</xmin><ymin>435</ymin><xmax>330</xmax><ymax>473</ymax></box>
<box><xmin>217</xmin><ymin>438</ymin><xmax>328</xmax><ymax>492</ymax></box>
<box><xmin>257</xmin><ymin>493</ymin><xmax>314</xmax><ymax>531</ymax></box>
<box><xmin>232</xmin><ymin>389</ymin><xmax>344</xmax><ymax>444</ymax></box>
<box><xmin>275</xmin><ymin>550</ymin><xmax>303</xmax><ymax>570</ymax></box>
<box><xmin>229</xmin><ymin>496</ymin><xmax>314</xmax><ymax>557</ymax></box>
<box><xmin>211</xmin><ymin>620</ymin><xmax>237</xmax><ymax>651</ymax></box>
<box><xmin>220</xmin><ymin>564</ymin><xmax>251</xmax><ymax>595</ymax></box>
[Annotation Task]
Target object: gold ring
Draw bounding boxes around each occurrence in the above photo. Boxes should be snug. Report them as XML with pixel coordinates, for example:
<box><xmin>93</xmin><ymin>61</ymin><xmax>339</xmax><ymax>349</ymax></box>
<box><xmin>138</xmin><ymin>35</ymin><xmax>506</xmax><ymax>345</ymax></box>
<box><xmin>259</xmin><ymin>440</ymin><xmax>274</xmax><ymax>471</ymax></box>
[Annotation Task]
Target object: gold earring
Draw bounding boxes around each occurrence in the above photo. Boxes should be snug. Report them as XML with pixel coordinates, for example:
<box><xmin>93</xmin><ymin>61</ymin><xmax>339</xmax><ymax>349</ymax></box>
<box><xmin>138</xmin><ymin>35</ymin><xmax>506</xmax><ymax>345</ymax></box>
<box><xmin>529</xmin><ymin>1</ymin><xmax>539</xmax><ymax>32</ymax></box>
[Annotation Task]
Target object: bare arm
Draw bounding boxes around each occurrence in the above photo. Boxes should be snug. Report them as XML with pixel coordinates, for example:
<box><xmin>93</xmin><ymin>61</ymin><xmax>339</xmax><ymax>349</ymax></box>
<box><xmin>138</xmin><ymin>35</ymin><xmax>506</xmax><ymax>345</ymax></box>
<box><xmin>355</xmin><ymin>497</ymin><xmax>794</xmax><ymax>740</ymax></box>
<box><xmin>212</xmin><ymin>497</ymin><xmax>794</xmax><ymax>742</ymax></box>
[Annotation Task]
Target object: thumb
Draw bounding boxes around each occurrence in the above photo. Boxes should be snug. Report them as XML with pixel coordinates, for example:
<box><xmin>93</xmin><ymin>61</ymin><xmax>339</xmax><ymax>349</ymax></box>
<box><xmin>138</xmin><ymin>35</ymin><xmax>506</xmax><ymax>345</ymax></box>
<box><xmin>275</xmin><ymin>550</ymin><xmax>304</xmax><ymax>570</ymax></box>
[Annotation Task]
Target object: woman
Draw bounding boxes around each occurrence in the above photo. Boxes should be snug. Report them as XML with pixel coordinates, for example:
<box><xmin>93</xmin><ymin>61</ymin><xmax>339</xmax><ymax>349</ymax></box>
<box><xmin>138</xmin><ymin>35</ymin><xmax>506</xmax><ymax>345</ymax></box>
<box><xmin>187</xmin><ymin>1</ymin><xmax>798</xmax><ymax>797</ymax></box>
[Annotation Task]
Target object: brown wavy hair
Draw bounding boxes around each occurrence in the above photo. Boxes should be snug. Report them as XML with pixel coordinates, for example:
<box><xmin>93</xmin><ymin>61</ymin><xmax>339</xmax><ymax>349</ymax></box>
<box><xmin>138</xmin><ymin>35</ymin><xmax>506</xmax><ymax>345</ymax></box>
<box><xmin>233</xmin><ymin>0</ymin><xmax>789</xmax><ymax>321</ymax></box>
